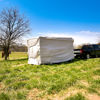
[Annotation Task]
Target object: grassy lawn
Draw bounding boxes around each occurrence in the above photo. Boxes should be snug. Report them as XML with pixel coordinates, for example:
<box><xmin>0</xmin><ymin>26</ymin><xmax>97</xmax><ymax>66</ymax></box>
<box><xmin>0</xmin><ymin>52</ymin><xmax>100</xmax><ymax>100</ymax></box>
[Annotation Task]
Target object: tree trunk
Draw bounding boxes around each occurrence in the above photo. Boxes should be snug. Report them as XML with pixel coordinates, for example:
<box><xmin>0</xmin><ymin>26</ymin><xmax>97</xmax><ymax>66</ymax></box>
<box><xmin>4</xmin><ymin>46</ymin><xmax>9</xmax><ymax>60</ymax></box>
<box><xmin>5</xmin><ymin>55</ymin><xmax>8</xmax><ymax>60</ymax></box>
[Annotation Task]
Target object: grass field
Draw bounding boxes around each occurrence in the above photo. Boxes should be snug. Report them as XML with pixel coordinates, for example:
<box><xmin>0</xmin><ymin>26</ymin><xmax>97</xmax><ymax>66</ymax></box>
<box><xmin>0</xmin><ymin>52</ymin><xmax>100</xmax><ymax>100</ymax></box>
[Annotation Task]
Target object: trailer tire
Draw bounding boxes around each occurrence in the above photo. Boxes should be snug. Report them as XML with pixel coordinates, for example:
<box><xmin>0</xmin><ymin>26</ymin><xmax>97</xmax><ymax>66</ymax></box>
<box><xmin>86</xmin><ymin>54</ymin><xmax>90</xmax><ymax>59</ymax></box>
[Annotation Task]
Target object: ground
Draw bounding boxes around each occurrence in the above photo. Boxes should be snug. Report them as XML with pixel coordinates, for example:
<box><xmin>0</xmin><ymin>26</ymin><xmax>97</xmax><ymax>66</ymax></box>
<box><xmin>0</xmin><ymin>52</ymin><xmax>100</xmax><ymax>100</ymax></box>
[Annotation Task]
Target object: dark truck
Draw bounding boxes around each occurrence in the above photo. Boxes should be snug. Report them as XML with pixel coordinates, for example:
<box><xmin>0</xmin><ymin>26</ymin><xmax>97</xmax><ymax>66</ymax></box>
<box><xmin>74</xmin><ymin>44</ymin><xmax>100</xmax><ymax>59</ymax></box>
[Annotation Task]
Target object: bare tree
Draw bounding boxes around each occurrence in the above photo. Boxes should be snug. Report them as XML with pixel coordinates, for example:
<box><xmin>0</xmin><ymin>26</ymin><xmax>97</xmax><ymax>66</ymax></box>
<box><xmin>0</xmin><ymin>8</ymin><xmax>30</xmax><ymax>60</ymax></box>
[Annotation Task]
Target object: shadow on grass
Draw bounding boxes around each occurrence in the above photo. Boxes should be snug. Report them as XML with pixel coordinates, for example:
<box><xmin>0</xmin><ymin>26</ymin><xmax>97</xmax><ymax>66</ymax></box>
<box><xmin>8</xmin><ymin>58</ymin><xmax>28</xmax><ymax>61</ymax></box>
<box><xmin>43</xmin><ymin>58</ymin><xmax>88</xmax><ymax>66</ymax></box>
<box><xmin>0</xmin><ymin>58</ymin><xmax>28</xmax><ymax>62</ymax></box>
<box><xmin>0</xmin><ymin>57</ymin><xmax>89</xmax><ymax>65</ymax></box>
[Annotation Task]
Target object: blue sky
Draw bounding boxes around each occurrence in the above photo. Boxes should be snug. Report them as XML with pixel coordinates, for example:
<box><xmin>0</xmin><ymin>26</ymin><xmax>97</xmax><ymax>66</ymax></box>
<box><xmin>0</xmin><ymin>0</ymin><xmax>100</xmax><ymax>45</ymax></box>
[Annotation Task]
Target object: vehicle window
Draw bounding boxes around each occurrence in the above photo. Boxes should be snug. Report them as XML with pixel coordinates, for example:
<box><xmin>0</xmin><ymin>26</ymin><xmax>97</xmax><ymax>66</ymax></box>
<box><xmin>88</xmin><ymin>45</ymin><xmax>93</xmax><ymax>49</ymax></box>
<box><xmin>94</xmin><ymin>45</ymin><xmax>100</xmax><ymax>49</ymax></box>
<box><xmin>98</xmin><ymin>45</ymin><xmax>100</xmax><ymax>49</ymax></box>
<box><xmin>82</xmin><ymin>45</ymin><xmax>94</xmax><ymax>50</ymax></box>
<box><xmin>82</xmin><ymin>46</ymin><xmax>87</xmax><ymax>49</ymax></box>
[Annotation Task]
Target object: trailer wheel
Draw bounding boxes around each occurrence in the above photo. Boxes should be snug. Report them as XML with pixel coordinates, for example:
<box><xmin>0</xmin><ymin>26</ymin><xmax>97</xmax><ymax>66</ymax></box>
<box><xmin>95</xmin><ymin>55</ymin><xmax>98</xmax><ymax>58</ymax></box>
<box><xmin>86</xmin><ymin>54</ymin><xmax>90</xmax><ymax>59</ymax></box>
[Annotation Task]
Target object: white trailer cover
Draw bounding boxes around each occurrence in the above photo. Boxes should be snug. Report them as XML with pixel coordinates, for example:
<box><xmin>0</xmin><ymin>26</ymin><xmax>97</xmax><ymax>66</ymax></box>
<box><xmin>27</xmin><ymin>37</ymin><xmax>74</xmax><ymax>65</ymax></box>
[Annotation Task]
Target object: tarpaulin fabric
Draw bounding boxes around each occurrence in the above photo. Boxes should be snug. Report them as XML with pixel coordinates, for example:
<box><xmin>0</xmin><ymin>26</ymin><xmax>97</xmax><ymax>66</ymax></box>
<box><xmin>27</xmin><ymin>37</ymin><xmax>74</xmax><ymax>65</ymax></box>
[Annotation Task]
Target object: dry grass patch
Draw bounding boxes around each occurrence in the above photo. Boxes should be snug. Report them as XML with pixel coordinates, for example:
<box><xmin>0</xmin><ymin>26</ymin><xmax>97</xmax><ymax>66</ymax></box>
<box><xmin>27</xmin><ymin>88</ymin><xmax>45</xmax><ymax>100</ymax></box>
<box><xmin>13</xmin><ymin>64</ymin><xmax>27</xmax><ymax>67</ymax></box>
<box><xmin>87</xmin><ymin>94</ymin><xmax>100</xmax><ymax>100</ymax></box>
<box><xmin>80</xmin><ymin>80</ymin><xmax>89</xmax><ymax>87</ymax></box>
<box><xmin>93</xmin><ymin>75</ymin><xmax>100</xmax><ymax>80</ymax></box>
<box><xmin>0</xmin><ymin>83</ymin><xmax>5</xmax><ymax>90</ymax></box>
<box><xmin>42</xmin><ymin>87</ymin><xmax>87</xmax><ymax>100</ymax></box>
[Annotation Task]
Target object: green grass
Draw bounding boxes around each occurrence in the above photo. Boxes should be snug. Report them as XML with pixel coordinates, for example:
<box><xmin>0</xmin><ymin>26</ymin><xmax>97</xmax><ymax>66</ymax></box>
<box><xmin>0</xmin><ymin>93</ymin><xmax>10</xmax><ymax>100</ymax></box>
<box><xmin>65</xmin><ymin>93</ymin><xmax>86</xmax><ymax>100</ymax></box>
<box><xmin>0</xmin><ymin>52</ymin><xmax>100</xmax><ymax>100</ymax></box>
<box><xmin>0</xmin><ymin>52</ymin><xmax>27</xmax><ymax>60</ymax></box>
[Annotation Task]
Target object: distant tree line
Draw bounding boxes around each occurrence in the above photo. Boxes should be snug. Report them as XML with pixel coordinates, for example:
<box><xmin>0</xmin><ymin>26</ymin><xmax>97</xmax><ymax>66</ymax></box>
<box><xmin>0</xmin><ymin>44</ymin><xmax>27</xmax><ymax>52</ymax></box>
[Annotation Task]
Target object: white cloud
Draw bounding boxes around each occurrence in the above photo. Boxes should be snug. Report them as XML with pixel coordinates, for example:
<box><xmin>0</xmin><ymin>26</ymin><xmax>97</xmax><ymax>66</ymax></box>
<box><xmin>22</xmin><ymin>31</ymin><xmax>100</xmax><ymax>46</ymax></box>
<box><xmin>37</xmin><ymin>31</ymin><xmax>100</xmax><ymax>45</ymax></box>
